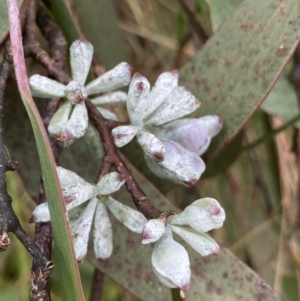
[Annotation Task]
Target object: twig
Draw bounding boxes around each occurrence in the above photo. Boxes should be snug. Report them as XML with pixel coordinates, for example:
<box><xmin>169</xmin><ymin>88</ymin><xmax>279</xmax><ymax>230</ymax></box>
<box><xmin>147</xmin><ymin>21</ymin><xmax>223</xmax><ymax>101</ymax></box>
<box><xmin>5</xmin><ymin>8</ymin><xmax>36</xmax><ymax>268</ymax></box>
<box><xmin>0</xmin><ymin>38</ymin><xmax>53</xmax><ymax>275</ymax></box>
<box><xmin>89</xmin><ymin>269</ymin><xmax>105</xmax><ymax>301</ymax></box>
<box><xmin>85</xmin><ymin>98</ymin><xmax>162</xmax><ymax>219</ymax></box>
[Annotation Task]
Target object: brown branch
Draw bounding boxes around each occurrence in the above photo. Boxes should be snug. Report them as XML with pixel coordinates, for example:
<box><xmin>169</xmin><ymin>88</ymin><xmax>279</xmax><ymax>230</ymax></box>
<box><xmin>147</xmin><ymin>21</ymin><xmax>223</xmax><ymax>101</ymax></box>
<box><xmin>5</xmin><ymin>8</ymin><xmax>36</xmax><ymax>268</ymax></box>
<box><xmin>89</xmin><ymin>269</ymin><xmax>105</xmax><ymax>301</ymax></box>
<box><xmin>0</xmin><ymin>39</ymin><xmax>53</xmax><ymax>276</ymax></box>
<box><xmin>85</xmin><ymin>98</ymin><xmax>162</xmax><ymax>219</ymax></box>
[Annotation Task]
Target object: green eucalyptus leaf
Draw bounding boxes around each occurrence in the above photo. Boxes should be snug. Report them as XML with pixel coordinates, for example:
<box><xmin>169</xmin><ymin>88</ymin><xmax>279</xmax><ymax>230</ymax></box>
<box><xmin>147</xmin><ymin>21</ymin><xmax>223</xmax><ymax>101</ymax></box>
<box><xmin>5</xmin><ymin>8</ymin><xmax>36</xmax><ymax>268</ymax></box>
<box><xmin>87</xmin><ymin>157</ymin><xmax>285</xmax><ymax>301</ymax></box>
<box><xmin>180</xmin><ymin>0</ymin><xmax>300</xmax><ymax>158</ymax></box>
<box><xmin>207</xmin><ymin>0</ymin><xmax>243</xmax><ymax>32</ymax></box>
<box><xmin>68</xmin><ymin>0</ymin><xmax>129</xmax><ymax>69</ymax></box>
<box><xmin>262</xmin><ymin>74</ymin><xmax>300</xmax><ymax>129</ymax></box>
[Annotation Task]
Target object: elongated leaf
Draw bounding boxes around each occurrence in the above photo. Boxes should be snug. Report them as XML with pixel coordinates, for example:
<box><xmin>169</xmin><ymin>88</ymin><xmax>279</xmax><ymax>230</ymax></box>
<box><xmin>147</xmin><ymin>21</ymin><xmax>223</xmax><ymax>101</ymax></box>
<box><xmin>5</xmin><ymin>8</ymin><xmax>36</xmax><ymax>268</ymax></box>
<box><xmin>50</xmin><ymin>0</ymin><xmax>80</xmax><ymax>46</ymax></box>
<box><xmin>7</xmin><ymin>1</ymin><xmax>84</xmax><ymax>300</ymax></box>
<box><xmin>180</xmin><ymin>0</ymin><xmax>300</xmax><ymax>158</ymax></box>
<box><xmin>262</xmin><ymin>74</ymin><xmax>300</xmax><ymax>129</ymax></box>
<box><xmin>69</xmin><ymin>0</ymin><xmax>129</xmax><ymax>69</ymax></box>
<box><xmin>87</xmin><ymin>156</ymin><xmax>285</xmax><ymax>301</ymax></box>
<box><xmin>207</xmin><ymin>0</ymin><xmax>243</xmax><ymax>32</ymax></box>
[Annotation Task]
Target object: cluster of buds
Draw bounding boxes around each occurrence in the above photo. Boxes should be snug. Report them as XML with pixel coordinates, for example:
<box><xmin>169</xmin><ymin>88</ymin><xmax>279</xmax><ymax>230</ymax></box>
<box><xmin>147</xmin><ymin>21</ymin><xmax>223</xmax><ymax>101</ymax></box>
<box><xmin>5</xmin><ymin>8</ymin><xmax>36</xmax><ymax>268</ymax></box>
<box><xmin>142</xmin><ymin>198</ymin><xmax>225</xmax><ymax>290</ymax></box>
<box><xmin>29</xmin><ymin>38</ymin><xmax>225</xmax><ymax>292</ymax></box>
<box><xmin>31</xmin><ymin>167</ymin><xmax>147</xmax><ymax>262</ymax></box>
<box><xmin>112</xmin><ymin>72</ymin><xmax>222</xmax><ymax>186</ymax></box>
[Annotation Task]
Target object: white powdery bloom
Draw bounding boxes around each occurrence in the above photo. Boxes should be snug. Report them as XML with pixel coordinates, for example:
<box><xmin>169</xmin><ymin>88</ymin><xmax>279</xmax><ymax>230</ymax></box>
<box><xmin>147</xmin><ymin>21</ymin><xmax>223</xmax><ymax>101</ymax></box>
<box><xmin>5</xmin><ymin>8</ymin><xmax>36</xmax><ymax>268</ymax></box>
<box><xmin>170</xmin><ymin>198</ymin><xmax>226</xmax><ymax>233</ymax></box>
<box><xmin>29</xmin><ymin>38</ymin><xmax>132</xmax><ymax>141</ymax></box>
<box><xmin>112</xmin><ymin>71</ymin><xmax>200</xmax><ymax>161</ymax></box>
<box><xmin>154</xmin><ymin>115</ymin><xmax>223</xmax><ymax>156</ymax></box>
<box><xmin>152</xmin><ymin>227</ymin><xmax>191</xmax><ymax>290</ymax></box>
<box><xmin>144</xmin><ymin>198</ymin><xmax>225</xmax><ymax>290</ymax></box>
<box><xmin>142</xmin><ymin>218</ymin><xmax>166</xmax><ymax>244</ymax></box>
<box><xmin>31</xmin><ymin>166</ymin><xmax>147</xmax><ymax>262</ymax></box>
<box><xmin>144</xmin><ymin>140</ymin><xmax>205</xmax><ymax>187</ymax></box>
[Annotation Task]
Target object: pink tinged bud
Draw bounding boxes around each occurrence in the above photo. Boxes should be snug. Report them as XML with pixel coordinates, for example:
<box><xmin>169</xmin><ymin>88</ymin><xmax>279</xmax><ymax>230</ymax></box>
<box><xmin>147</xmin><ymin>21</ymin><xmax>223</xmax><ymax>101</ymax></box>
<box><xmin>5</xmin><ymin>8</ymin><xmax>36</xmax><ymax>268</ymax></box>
<box><xmin>91</xmin><ymin>91</ymin><xmax>127</xmax><ymax>107</ymax></box>
<box><xmin>146</xmin><ymin>87</ymin><xmax>200</xmax><ymax>126</ymax></box>
<box><xmin>169</xmin><ymin>224</ymin><xmax>220</xmax><ymax>257</ymax></box>
<box><xmin>64</xmin><ymin>81</ymin><xmax>87</xmax><ymax>104</ymax></box>
<box><xmin>84</xmin><ymin>122</ymin><xmax>104</xmax><ymax>159</ymax></box>
<box><xmin>104</xmin><ymin>196</ymin><xmax>147</xmax><ymax>233</ymax></box>
<box><xmin>145</xmin><ymin>70</ymin><xmax>179</xmax><ymax>117</ymax></box>
<box><xmin>71</xmin><ymin>197</ymin><xmax>98</xmax><ymax>262</ymax></box>
<box><xmin>96</xmin><ymin>172</ymin><xmax>125</xmax><ymax>195</ymax></box>
<box><xmin>48</xmin><ymin>101</ymin><xmax>72</xmax><ymax>139</ymax></box>
<box><xmin>170</xmin><ymin>198</ymin><xmax>226</xmax><ymax>232</ymax></box>
<box><xmin>142</xmin><ymin>219</ymin><xmax>165</xmax><ymax>244</ymax></box>
<box><xmin>112</xmin><ymin>125</ymin><xmax>138</xmax><ymax>147</ymax></box>
<box><xmin>62</xmin><ymin>182</ymin><xmax>97</xmax><ymax>210</ymax></box>
<box><xmin>97</xmin><ymin>107</ymin><xmax>118</xmax><ymax>121</ymax></box>
<box><xmin>70</xmin><ymin>39</ymin><xmax>94</xmax><ymax>86</ymax></box>
<box><xmin>85</xmin><ymin>62</ymin><xmax>133</xmax><ymax>96</ymax></box>
<box><xmin>93</xmin><ymin>200</ymin><xmax>113</xmax><ymax>260</ymax></box>
<box><xmin>144</xmin><ymin>140</ymin><xmax>205</xmax><ymax>187</ymax></box>
<box><xmin>156</xmin><ymin>116</ymin><xmax>223</xmax><ymax>156</ymax></box>
<box><xmin>151</xmin><ymin>228</ymin><xmax>191</xmax><ymax>290</ymax></box>
<box><xmin>60</xmin><ymin>103</ymin><xmax>89</xmax><ymax>141</ymax></box>
<box><xmin>127</xmin><ymin>73</ymin><xmax>150</xmax><ymax>125</ymax></box>
<box><xmin>31</xmin><ymin>203</ymin><xmax>50</xmax><ymax>223</ymax></box>
<box><xmin>29</xmin><ymin>75</ymin><xmax>65</xmax><ymax>98</ymax></box>
<box><xmin>56</xmin><ymin>166</ymin><xmax>86</xmax><ymax>188</ymax></box>
<box><xmin>136</xmin><ymin>131</ymin><xmax>165</xmax><ymax>162</ymax></box>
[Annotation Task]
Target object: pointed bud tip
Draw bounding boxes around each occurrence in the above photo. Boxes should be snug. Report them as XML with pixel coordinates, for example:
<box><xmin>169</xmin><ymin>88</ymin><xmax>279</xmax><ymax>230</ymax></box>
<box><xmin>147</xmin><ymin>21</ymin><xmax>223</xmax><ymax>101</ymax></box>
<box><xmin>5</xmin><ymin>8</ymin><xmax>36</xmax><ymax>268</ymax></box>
<box><xmin>210</xmin><ymin>204</ymin><xmax>222</xmax><ymax>216</ymax></box>
<box><xmin>179</xmin><ymin>282</ymin><xmax>190</xmax><ymax>291</ymax></box>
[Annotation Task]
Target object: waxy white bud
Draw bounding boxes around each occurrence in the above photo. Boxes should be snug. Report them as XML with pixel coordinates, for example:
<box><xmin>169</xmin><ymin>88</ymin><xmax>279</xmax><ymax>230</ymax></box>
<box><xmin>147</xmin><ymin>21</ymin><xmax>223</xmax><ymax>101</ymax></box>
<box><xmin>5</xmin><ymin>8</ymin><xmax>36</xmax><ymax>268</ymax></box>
<box><xmin>29</xmin><ymin>75</ymin><xmax>65</xmax><ymax>98</ymax></box>
<box><xmin>104</xmin><ymin>196</ymin><xmax>147</xmax><ymax>233</ymax></box>
<box><xmin>170</xmin><ymin>198</ymin><xmax>225</xmax><ymax>232</ymax></box>
<box><xmin>155</xmin><ymin>116</ymin><xmax>222</xmax><ymax>156</ymax></box>
<box><xmin>145</xmin><ymin>86</ymin><xmax>200</xmax><ymax>126</ymax></box>
<box><xmin>136</xmin><ymin>131</ymin><xmax>165</xmax><ymax>162</ymax></box>
<box><xmin>142</xmin><ymin>219</ymin><xmax>165</xmax><ymax>244</ymax></box>
<box><xmin>112</xmin><ymin>125</ymin><xmax>138</xmax><ymax>147</ymax></box>
<box><xmin>93</xmin><ymin>200</ymin><xmax>113</xmax><ymax>260</ymax></box>
<box><xmin>70</xmin><ymin>39</ymin><xmax>94</xmax><ymax>86</ymax></box>
<box><xmin>64</xmin><ymin>81</ymin><xmax>87</xmax><ymax>104</ymax></box>
<box><xmin>169</xmin><ymin>224</ymin><xmax>220</xmax><ymax>256</ymax></box>
<box><xmin>152</xmin><ymin>227</ymin><xmax>191</xmax><ymax>290</ymax></box>
<box><xmin>145</xmin><ymin>70</ymin><xmax>178</xmax><ymax>117</ymax></box>
<box><xmin>85</xmin><ymin>62</ymin><xmax>133</xmax><ymax>96</ymax></box>
<box><xmin>127</xmin><ymin>73</ymin><xmax>150</xmax><ymax>125</ymax></box>
<box><xmin>96</xmin><ymin>172</ymin><xmax>125</xmax><ymax>195</ymax></box>
<box><xmin>144</xmin><ymin>140</ymin><xmax>205</xmax><ymax>187</ymax></box>
<box><xmin>71</xmin><ymin>197</ymin><xmax>98</xmax><ymax>262</ymax></box>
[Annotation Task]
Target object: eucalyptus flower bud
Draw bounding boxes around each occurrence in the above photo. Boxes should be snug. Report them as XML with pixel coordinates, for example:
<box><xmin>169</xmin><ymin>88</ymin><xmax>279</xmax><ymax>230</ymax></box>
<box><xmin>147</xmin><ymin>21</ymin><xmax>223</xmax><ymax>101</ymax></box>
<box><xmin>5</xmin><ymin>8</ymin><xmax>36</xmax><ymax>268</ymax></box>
<box><xmin>169</xmin><ymin>224</ymin><xmax>220</xmax><ymax>256</ymax></box>
<box><xmin>93</xmin><ymin>200</ymin><xmax>113</xmax><ymax>260</ymax></box>
<box><xmin>170</xmin><ymin>198</ymin><xmax>225</xmax><ymax>232</ymax></box>
<box><xmin>155</xmin><ymin>115</ymin><xmax>223</xmax><ymax>156</ymax></box>
<box><xmin>142</xmin><ymin>219</ymin><xmax>165</xmax><ymax>244</ymax></box>
<box><xmin>152</xmin><ymin>228</ymin><xmax>191</xmax><ymax>290</ymax></box>
<box><xmin>104</xmin><ymin>196</ymin><xmax>147</xmax><ymax>233</ymax></box>
<box><xmin>144</xmin><ymin>140</ymin><xmax>205</xmax><ymax>187</ymax></box>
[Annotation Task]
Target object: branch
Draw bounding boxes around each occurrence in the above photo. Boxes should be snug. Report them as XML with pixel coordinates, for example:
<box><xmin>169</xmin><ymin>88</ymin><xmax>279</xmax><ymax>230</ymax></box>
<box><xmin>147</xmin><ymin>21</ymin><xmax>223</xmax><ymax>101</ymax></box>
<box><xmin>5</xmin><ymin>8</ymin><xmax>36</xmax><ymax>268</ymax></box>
<box><xmin>85</xmin><ymin>98</ymin><xmax>162</xmax><ymax>219</ymax></box>
<box><xmin>0</xmin><ymin>39</ymin><xmax>53</xmax><ymax>275</ymax></box>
